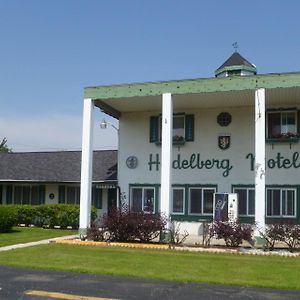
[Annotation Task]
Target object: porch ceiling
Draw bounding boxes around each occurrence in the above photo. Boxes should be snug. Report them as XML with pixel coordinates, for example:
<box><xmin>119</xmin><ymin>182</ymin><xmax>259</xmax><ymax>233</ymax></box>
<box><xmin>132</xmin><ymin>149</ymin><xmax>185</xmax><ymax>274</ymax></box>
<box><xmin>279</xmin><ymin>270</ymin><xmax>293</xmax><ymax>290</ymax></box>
<box><xmin>86</xmin><ymin>72</ymin><xmax>300</xmax><ymax>118</ymax></box>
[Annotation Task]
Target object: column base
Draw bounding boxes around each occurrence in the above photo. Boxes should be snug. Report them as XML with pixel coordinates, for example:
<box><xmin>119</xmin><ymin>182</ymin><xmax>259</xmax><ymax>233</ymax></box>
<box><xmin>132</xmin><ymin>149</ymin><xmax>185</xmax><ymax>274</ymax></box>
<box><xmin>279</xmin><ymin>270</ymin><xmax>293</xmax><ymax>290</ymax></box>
<box><xmin>254</xmin><ymin>236</ymin><xmax>266</xmax><ymax>248</ymax></box>
<box><xmin>160</xmin><ymin>230</ymin><xmax>171</xmax><ymax>243</ymax></box>
<box><xmin>79</xmin><ymin>228</ymin><xmax>88</xmax><ymax>240</ymax></box>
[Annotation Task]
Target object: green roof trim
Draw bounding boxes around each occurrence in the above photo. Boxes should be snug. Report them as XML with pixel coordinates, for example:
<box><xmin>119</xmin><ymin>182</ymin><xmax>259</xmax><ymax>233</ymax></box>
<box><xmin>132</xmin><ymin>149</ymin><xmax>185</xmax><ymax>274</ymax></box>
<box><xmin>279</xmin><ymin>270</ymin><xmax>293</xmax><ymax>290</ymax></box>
<box><xmin>84</xmin><ymin>72</ymin><xmax>300</xmax><ymax>100</ymax></box>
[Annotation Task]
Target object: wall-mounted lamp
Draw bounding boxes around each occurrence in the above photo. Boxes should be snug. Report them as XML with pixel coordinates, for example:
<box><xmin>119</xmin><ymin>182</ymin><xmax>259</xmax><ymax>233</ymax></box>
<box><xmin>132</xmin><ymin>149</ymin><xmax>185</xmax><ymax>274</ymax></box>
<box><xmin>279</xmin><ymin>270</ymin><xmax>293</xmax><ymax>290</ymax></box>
<box><xmin>100</xmin><ymin>119</ymin><xmax>119</xmax><ymax>131</ymax></box>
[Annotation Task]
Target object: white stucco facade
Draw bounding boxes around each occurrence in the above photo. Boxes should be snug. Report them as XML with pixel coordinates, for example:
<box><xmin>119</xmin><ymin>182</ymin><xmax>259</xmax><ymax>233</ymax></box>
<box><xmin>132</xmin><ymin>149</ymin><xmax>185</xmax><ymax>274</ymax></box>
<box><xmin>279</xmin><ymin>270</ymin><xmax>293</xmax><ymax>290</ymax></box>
<box><xmin>117</xmin><ymin>103</ymin><xmax>300</xmax><ymax>233</ymax></box>
<box><xmin>81</xmin><ymin>63</ymin><xmax>300</xmax><ymax>236</ymax></box>
<box><xmin>118</xmin><ymin>106</ymin><xmax>257</xmax><ymax>193</ymax></box>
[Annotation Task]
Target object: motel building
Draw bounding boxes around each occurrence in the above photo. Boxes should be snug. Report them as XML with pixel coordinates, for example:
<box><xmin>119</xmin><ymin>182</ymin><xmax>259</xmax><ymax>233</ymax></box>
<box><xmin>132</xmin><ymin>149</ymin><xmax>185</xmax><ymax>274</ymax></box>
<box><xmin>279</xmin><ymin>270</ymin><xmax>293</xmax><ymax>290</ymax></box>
<box><xmin>80</xmin><ymin>52</ymin><xmax>300</xmax><ymax>240</ymax></box>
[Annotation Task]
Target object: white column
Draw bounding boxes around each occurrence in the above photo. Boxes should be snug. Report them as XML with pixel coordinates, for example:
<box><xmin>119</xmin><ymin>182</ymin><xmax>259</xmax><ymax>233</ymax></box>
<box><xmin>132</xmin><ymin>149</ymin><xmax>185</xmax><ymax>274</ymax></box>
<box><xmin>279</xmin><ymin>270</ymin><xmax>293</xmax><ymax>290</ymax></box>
<box><xmin>79</xmin><ymin>98</ymin><xmax>94</xmax><ymax>236</ymax></box>
<box><xmin>254</xmin><ymin>88</ymin><xmax>266</xmax><ymax>237</ymax></box>
<box><xmin>160</xmin><ymin>93</ymin><xmax>173</xmax><ymax>228</ymax></box>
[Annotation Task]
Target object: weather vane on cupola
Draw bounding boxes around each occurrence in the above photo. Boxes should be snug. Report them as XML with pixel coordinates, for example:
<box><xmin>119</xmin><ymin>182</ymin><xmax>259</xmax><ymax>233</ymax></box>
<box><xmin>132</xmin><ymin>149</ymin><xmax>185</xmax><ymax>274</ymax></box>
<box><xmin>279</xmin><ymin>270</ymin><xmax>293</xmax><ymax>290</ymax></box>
<box><xmin>232</xmin><ymin>42</ymin><xmax>238</xmax><ymax>52</ymax></box>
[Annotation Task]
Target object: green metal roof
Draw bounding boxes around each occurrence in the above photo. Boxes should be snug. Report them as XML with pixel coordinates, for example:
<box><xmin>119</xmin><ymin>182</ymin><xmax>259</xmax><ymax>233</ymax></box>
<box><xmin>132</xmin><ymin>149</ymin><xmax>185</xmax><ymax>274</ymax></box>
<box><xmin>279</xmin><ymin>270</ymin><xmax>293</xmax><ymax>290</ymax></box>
<box><xmin>85</xmin><ymin>72</ymin><xmax>300</xmax><ymax>100</ymax></box>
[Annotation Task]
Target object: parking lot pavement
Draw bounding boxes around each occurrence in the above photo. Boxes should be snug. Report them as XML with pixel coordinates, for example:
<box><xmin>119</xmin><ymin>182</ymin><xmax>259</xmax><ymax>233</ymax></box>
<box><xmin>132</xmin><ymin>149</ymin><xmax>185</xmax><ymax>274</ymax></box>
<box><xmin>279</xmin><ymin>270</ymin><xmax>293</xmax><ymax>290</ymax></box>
<box><xmin>1</xmin><ymin>266</ymin><xmax>300</xmax><ymax>300</ymax></box>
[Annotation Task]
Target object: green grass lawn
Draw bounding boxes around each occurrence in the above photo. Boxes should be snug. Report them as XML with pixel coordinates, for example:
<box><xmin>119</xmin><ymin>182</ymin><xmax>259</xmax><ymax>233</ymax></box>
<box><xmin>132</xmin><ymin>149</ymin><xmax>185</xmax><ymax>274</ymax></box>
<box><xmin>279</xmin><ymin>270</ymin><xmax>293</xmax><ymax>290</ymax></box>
<box><xmin>0</xmin><ymin>243</ymin><xmax>299</xmax><ymax>290</ymax></box>
<box><xmin>0</xmin><ymin>227</ymin><xmax>77</xmax><ymax>247</ymax></box>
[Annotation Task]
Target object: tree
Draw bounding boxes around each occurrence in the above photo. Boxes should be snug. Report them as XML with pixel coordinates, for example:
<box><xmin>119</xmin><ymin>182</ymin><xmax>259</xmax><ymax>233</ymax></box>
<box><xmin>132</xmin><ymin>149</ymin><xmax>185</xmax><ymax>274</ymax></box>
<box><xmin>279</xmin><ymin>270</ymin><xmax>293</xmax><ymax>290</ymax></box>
<box><xmin>0</xmin><ymin>137</ymin><xmax>11</xmax><ymax>152</ymax></box>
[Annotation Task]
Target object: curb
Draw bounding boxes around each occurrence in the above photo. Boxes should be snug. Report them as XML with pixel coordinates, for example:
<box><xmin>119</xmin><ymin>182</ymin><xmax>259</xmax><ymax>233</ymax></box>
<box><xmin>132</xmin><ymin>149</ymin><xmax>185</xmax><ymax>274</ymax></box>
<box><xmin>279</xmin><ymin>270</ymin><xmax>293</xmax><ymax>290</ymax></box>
<box><xmin>52</xmin><ymin>239</ymin><xmax>300</xmax><ymax>257</ymax></box>
<box><xmin>53</xmin><ymin>239</ymin><xmax>170</xmax><ymax>250</ymax></box>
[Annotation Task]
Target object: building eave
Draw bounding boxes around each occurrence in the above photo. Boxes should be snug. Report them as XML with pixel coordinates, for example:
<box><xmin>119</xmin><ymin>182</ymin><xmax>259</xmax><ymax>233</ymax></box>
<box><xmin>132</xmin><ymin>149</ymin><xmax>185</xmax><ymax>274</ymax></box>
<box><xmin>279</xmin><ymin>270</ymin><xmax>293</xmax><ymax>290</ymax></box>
<box><xmin>85</xmin><ymin>72</ymin><xmax>300</xmax><ymax>101</ymax></box>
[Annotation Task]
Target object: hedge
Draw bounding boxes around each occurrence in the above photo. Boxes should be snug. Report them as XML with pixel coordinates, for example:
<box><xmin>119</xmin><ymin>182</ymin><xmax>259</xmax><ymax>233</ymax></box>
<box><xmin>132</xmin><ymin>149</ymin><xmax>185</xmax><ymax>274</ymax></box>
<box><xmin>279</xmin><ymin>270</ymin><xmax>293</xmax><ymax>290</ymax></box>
<box><xmin>0</xmin><ymin>206</ymin><xmax>18</xmax><ymax>232</ymax></box>
<box><xmin>0</xmin><ymin>204</ymin><xmax>97</xmax><ymax>229</ymax></box>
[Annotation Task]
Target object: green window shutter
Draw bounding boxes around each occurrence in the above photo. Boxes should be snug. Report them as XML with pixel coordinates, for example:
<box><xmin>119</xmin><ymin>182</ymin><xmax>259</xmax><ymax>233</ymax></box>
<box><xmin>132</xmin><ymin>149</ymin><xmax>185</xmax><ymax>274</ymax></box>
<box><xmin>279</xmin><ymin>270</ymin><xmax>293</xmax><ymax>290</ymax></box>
<box><xmin>58</xmin><ymin>185</ymin><xmax>65</xmax><ymax>204</ymax></box>
<box><xmin>150</xmin><ymin>116</ymin><xmax>159</xmax><ymax>143</ymax></box>
<box><xmin>6</xmin><ymin>185</ymin><xmax>13</xmax><ymax>204</ymax></box>
<box><xmin>0</xmin><ymin>185</ymin><xmax>2</xmax><ymax>204</ymax></box>
<box><xmin>185</xmin><ymin>114</ymin><xmax>194</xmax><ymax>141</ymax></box>
<box><xmin>39</xmin><ymin>185</ymin><xmax>45</xmax><ymax>205</ymax></box>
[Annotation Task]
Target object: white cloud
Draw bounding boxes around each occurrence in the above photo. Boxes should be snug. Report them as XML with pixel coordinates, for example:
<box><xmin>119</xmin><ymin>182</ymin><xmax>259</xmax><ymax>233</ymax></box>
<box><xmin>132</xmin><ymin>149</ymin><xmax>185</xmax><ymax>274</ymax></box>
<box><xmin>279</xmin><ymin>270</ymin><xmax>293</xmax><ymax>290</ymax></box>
<box><xmin>0</xmin><ymin>112</ymin><xmax>118</xmax><ymax>152</ymax></box>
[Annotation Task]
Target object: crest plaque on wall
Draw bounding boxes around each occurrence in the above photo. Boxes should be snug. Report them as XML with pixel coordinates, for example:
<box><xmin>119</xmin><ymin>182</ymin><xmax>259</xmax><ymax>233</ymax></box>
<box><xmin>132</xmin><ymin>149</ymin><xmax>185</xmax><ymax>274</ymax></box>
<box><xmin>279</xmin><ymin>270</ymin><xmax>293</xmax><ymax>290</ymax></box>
<box><xmin>218</xmin><ymin>134</ymin><xmax>231</xmax><ymax>150</ymax></box>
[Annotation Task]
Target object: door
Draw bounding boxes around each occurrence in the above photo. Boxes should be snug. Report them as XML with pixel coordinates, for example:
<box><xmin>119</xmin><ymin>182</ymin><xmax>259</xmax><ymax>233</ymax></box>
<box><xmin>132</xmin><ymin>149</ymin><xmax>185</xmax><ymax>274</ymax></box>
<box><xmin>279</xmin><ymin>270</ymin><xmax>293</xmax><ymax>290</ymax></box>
<box><xmin>107</xmin><ymin>188</ymin><xmax>117</xmax><ymax>213</ymax></box>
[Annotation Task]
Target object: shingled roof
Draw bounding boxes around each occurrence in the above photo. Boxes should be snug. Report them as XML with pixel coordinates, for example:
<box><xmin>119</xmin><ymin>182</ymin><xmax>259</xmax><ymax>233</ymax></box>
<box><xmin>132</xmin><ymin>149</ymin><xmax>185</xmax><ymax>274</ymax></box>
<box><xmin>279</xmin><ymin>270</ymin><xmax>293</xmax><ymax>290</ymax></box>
<box><xmin>215</xmin><ymin>52</ymin><xmax>257</xmax><ymax>77</ymax></box>
<box><xmin>0</xmin><ymin>150</ymin><xmax>117</xmax><ymax>183</ymax></box>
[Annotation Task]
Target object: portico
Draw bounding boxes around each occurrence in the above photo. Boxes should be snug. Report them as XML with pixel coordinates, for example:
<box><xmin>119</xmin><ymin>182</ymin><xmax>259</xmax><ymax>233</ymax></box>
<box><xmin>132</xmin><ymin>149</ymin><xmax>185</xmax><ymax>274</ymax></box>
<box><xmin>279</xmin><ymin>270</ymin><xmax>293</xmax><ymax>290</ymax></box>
<box><xmin>80</xmin><ymin>60</ymin><xmax>300</xmax><ymax>237</ymax></box>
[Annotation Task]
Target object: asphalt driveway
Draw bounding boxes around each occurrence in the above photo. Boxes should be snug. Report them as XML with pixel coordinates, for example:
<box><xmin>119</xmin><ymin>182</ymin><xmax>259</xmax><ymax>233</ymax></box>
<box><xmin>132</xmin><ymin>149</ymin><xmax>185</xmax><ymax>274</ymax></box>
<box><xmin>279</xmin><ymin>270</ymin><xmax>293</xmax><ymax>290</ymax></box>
<box><xmin>0</xmin><ymin>266</ymin><xmax>300</xmax><ymax>300</ymax></box>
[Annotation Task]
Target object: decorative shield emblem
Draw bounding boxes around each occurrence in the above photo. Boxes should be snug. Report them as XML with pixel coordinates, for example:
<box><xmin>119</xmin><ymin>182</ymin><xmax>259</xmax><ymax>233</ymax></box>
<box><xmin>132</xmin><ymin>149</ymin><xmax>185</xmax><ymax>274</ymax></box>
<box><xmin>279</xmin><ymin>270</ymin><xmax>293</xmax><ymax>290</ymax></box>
<box><xmin>218</xmin><ymin>134</ymin><xmax>230</xmax><ymax>150</ymax></box>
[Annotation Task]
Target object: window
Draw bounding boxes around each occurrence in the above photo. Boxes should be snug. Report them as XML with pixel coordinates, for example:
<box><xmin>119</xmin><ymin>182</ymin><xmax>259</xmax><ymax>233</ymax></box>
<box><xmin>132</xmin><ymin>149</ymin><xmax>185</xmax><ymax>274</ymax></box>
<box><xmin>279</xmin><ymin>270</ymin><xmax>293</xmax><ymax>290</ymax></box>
<box><xmin>266</xmin><ymin>188</ymin><xmax>296</xmax><ymax>217</ymax></box>
<box><xmin>233</xmin><ymin>188</ymin><xmax>255</xmax><ymax>216</ymax></box>
<box><xmin>92</xmin><ymin>186</ymin><xmax>103</xmax><ymax>209</ymax></box>
<box><xmin>189</xmin><ymin>187</ymin><xmax>215</xmax><ymax>215</ymax></box>
<box><xmin>150</xmin><ymin>114</ymin><xmax>194</xmax><ymax>144</ymax></box>
<box><xmin>58</xmin><ymin>184</ymin><xmax>102</xmax><ymax>208</ymax></box>
<box><xmin>66</xmin><ymin>186</ymin><xmax>80</xmax><ymax>204</ymax></box>
<box><xmin>131</xmin><ymin>186</ymin><xmax>155</xmax><ymax>213</ymax></box>
<box><xmin>12</xmin><ymin>185</ymin><xmax>45</xmax><ymax>205</ymax></box>
<box><xmin>267</xmin><ymin>110</ymin><xmax>298</xmax><ymax>139</ymax></box>
<box><xmin>217</xmin><ymin>112</ymin><xmax>232</xmax><ymax>127</ymax></box>
<box><xmin>158</xmin><ymin>115</ymin><xmax>185</xmax><ymax>143</ymax></box>
<box><xmin>172</xmin><ymin>188</ymin><xmax>184</xmax><ymax>214</ymax></box>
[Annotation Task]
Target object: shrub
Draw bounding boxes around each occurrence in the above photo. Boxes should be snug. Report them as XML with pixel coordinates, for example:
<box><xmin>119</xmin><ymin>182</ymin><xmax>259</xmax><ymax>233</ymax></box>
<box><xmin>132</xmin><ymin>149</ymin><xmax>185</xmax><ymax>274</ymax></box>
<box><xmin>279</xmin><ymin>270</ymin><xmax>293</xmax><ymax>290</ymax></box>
<box><xmin>282</xmin><ymin>222</ymin><xmax>300</xmax><ymax>251</ymax></box>
<box><xmin>211</xmin><ymin>220</ymin><xmax>254</xmax><ymax>247</ymax></box>
<box><xmin>136</xmin><ymin>212</ymin><xmax>167</xmax><ymax>242</ymax></box>
<box><xmin>263</xmin><ymin>221</ymin><xmax>300</xmax><ymax>252</ymax></box>
<box><xmin>263</xmin><ymin>222</ymin><xmax>285</xmax><ymax>251</ymax></box>
<box><xmin>87</xmin><ymin>219</ymin><xmax>109</xmax><ymax>241</ymax></box>
<box><xmin>0</xmin><ymin>206</ymin><xmax>18</xmax><ymax>232</ymax></box>
<box><xmin>7</xmin><ymin>204</ymin><xmax>97</xmax><ymax>229</ymax></box>
<box><xmin>15</xmin><ymin>205</ymin><xmax>38</xmax><ymax>226</ymax></box>
<box><xmin>168</xmin><ymin>221</ymin><xmax>189</xmax><ymax>245</ymax></box>
<box><xmin>100</xmin><ymin>206</ymin><xmax>166</xmax><ymax>242</ymax></box>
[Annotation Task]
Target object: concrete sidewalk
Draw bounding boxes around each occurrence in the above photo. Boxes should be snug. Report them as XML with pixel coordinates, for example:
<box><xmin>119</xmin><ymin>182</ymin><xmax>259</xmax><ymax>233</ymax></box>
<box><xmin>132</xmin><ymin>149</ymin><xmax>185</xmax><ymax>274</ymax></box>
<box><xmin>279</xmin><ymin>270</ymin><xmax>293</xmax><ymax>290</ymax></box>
<box><xmin>0</xmin><ymin>235</ymin><xmax>78</xmax><ymax>252</ymax></box>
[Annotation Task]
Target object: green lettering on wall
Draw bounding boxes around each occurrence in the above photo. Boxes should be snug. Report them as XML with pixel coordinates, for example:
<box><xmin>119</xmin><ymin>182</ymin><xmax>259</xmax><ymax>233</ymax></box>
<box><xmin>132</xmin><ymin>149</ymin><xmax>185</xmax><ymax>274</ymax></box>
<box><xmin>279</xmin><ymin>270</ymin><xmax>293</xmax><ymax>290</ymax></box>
<box><xmin>148</xmin><ymin>153</ymin><xmax>233</xmax><ymax>177</ymax></box>
<box><xmin>246</xmin><ymin>152</ymin><xmax>300</xmax><ymax>171</ymax></box>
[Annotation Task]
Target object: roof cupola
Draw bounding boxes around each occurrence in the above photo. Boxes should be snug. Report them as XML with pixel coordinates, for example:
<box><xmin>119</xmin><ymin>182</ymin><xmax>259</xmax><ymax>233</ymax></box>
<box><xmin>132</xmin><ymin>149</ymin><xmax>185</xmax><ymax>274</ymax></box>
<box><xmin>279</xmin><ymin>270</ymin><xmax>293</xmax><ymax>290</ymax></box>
<box><xmin>215</xmin><ymin>52</ymin><xmax>257</xmax><ymax>78</ymax></box>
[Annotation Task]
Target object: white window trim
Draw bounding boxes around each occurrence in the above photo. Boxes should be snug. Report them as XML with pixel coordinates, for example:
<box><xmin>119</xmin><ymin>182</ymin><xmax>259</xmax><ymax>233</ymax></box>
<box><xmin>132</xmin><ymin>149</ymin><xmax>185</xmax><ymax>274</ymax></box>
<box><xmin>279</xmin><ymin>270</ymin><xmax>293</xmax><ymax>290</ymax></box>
<box><xmin>233</xmin><ymin>187</ymin><xmax>255</xmax><ymax>217</ymax></box>
<box><xmin>266</xmin><ymin>188</ymin><xmax>297</xmax><ymax>218</ymax></box>
<box><xmin>130</xmin><ymin>186</ymin><xmax>156</xmax><ymax>214</ymax></box>
<box><xmin>158</xmin><ymin>114</ymin><xmax>185</xmax><ymax>142</ymax></box>
<box><xmin>171</xmin><ymin>187</ymin><xmax>185</xmax><ymax>215</ymax></box>
<box><xmin>266</xmin><ymin>109</ymin><xmax>298</xmax><ymax>139</ymax></box>
<box><xmin>188</xmin><ymin>187</ymin><xmax>216</xmax><ymax>216</ymax></box>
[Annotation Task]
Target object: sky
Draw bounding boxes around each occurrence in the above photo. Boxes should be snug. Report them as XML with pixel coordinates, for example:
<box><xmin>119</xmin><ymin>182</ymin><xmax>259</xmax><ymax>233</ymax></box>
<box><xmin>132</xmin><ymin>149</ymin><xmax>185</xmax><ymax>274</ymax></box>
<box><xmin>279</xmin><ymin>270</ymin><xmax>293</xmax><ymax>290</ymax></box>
<box><xmin>1</xmin><ymin>0</ymin><xmax>300</xmax><ymax>152</ymax></box>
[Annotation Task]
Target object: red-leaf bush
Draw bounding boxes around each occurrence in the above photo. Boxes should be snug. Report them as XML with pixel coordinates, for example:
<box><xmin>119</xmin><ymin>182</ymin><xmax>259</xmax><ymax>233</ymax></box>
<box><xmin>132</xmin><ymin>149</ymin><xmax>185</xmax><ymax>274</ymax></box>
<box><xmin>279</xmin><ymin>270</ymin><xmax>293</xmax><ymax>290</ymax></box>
<box><xmin>263</xmin><ymin>221</ymin><xmax>300</xmax><ymax>252</ymax></box>
<box><xmin>98</xmin><ymin>206</ymin><xmax>167</xmax><ymax>242</ymax></box>
<box><xmin>87</xmin><ymin>219</ymin><xmax>109</xmax><ymax>241</ymax></box>
<box><xmin>263</xmin><ymin>222</ymin><xmax>285</xmax><ymax>251</ymax></box>
<box><xmin>210</xmin><ymin>220</ymin><xmax>254</xmax><ymax>247</ymax></box>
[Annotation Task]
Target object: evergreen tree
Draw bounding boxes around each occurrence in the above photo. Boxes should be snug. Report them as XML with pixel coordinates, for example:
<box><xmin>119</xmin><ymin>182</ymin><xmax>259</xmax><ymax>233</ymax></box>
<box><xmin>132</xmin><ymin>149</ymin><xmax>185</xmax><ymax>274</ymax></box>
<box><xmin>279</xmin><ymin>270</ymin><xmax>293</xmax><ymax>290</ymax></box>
<box><xmin>0</xmin><ymin>138</ymin><xmax>11</xmax><ymax>152</ymax></box>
